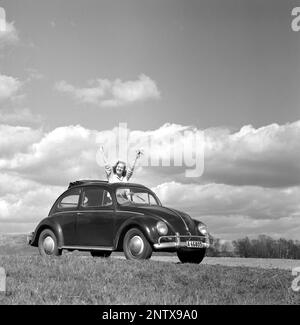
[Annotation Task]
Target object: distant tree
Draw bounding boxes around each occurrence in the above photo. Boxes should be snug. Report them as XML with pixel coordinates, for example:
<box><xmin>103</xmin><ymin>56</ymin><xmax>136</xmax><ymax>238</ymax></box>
<box><xmin>206</xmin><ymin>234</ymin><xmax>221</xmax><ymax>257</ymax></box>
<box><xmin>233</xmin><ymin>237</ymin><xmax>252</xmax><ymax>258</ymax></box>
<box><xmin>206</xmin><ymin>234</ymin><xmax>300</xmax><ymax>259</ymax></box>
<box><xmin>207</xmin><ymin>235</ymin><xmax>235</xmax><ymax>257</ymax></box>
<box><xmin>232</xmin><ymin>235</ymin><xmax>300</xmax><ymax>259</ymax></box>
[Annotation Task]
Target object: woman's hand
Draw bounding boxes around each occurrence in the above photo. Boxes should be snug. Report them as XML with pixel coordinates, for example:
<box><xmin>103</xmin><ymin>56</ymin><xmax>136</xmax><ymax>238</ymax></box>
<box><xmin>99</xmin><ymin>145</ymin><xmax>109</xmax><ymax>165</ymax></box>
<box><xmin>136</xmin><ymin>149</ymin><xmax>144</xmax><ymax>159</ymax></box>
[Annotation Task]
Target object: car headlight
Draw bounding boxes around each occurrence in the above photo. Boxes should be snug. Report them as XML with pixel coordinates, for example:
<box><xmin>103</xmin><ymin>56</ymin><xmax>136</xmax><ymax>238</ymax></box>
<box><xmin>156</xmin><ymin>221</ymin><xmax>168</xmax><ymax>236</ymax></box>
<box><xmin>197</xmin><ymin>224</ymin><xmax>208</xmax><ymax>236</ymax></box>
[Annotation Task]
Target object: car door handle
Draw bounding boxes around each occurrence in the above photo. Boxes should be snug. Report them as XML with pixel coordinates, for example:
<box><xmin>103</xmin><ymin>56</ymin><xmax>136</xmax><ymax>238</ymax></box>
<box><xmin>77</xmin><ymin>212</ymin><xmax>84</xmax><ymax>215</ymax></box>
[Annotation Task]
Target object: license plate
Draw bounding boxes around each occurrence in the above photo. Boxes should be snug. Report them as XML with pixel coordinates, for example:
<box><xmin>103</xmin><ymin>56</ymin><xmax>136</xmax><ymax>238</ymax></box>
<box><xmin>187</xmin><ymin>241</ymin><xmax>203</xmax><ymax>248</ymax></box>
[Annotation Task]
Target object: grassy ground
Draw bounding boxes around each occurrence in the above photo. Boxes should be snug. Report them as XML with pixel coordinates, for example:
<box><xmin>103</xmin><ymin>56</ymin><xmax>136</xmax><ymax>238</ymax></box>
<box><xmin>0</xmin><ymin>234</ymin><xmax>37</xmax><ymax>256</ymax></box>
<box><xmin>0</xmin><ymin>234</ymin><xmax>299</xmax><ymax>305</ymax></box>
<box><xmin>0</xmin><ymin>254</ymin><xmax>299</xmax><ymax>305</ymax></box>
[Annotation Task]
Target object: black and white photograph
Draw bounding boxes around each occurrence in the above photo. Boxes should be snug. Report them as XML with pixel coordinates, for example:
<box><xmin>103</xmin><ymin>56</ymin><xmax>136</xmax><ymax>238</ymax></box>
<box><xmin>0</xmin><ymin>0</ymin><xmax>300</xmax><ymax>309</ymax></box>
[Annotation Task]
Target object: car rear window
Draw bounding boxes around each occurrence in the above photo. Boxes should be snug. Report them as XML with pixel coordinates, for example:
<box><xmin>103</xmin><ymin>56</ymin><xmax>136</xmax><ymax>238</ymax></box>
<box><xmin>57</xmin><ymin>188</ymin><xmax>80</xmax><ymax>209</ymax></box>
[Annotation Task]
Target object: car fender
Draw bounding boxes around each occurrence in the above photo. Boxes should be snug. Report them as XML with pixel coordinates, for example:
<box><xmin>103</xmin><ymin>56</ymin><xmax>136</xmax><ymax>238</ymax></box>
<box><xmin>114</xmin><ymin>216</ymin><xmax>159</xmax><ymax>249</ymax></box>
<box><xmin>31</xmin><ymin>217</ymin><xmax>64</xmax><ymax>247</ymax></box>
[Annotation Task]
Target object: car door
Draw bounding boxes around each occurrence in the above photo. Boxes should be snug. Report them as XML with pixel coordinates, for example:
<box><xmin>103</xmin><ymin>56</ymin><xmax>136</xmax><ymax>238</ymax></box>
<box><xmin>76</xmin><ymin>186</ymin><xmax>115</xmax><ymax>248</ymax></box>
<box><xmin>53</xmin><ymin>187</ymin><xmax>81</xmax><ymax>246</ymax></box>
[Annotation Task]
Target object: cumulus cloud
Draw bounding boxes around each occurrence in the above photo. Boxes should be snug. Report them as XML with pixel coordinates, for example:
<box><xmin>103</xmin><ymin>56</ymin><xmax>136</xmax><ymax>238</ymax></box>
<box><xmin>1</xmin><ymin>121</ymin><xmax>300</xmax><ymax>187</ymax></box>
<box><xmin>96</xmin><ymin>121</ymin><xmax>300</xmax><ymax>187</ymax></box>
<box><xmin>0</xmin><ymin>122</ymin><xmax>300</xmax><ymax>187</ymax></box>
<box><xmin>0</xmin><ymin>120</ymin><xmax>299</xmax><ymax>238</ymax></box>
<box><xmin>0</xmin><ymin>124</ymin><xmax>42</xmax><ymax>158</ymax></box>
<box><xmin>54</xmin><ymin>74</ymin><xmax>160</xmax><ymax>107</ymax></box>
<box><xmin>202</xmin><ymin>121</ymin><xmax>300</xmax><ymax>187</ymax></box>
<box><xmin>126</xmin><ymin>121</ymin><xmax>300</xmax><ymax>187</ymax></box>
<box><xmin>0</xmin><ymin>73</ymin><xmax>39</xmax><ymax>126</ymax></box>
<box><xmin>153</xmin><ymin>181</ymin><xmax>300</xmax><ymax>220</ymax></box>
<box><xmin>0</xmin><ymin>20</ymin><xmax>19</xmax><ymax>46</ymax></box>
<box><xmin>0</xmin><ymin>108</ymin><xmax>42</xmax><ymax>125</ymax></box>
<box><xmin>0</xmin><ymin>125</ymin><xmax>101</xmax><ymax>185</ymax></box>
<box><xmin>0</xmin><ymin>173</ymin><xmax>63</xmax><ymax>223</ymax></box>
<box><xmin>152</xmin><ymin>181</ymin><xmax>300</xmax><ymax>240</ymax></box>
<box><xmin>0</xmin><ymin>74</ymin><xmax>23</xmax><ymax>101</ymax></box>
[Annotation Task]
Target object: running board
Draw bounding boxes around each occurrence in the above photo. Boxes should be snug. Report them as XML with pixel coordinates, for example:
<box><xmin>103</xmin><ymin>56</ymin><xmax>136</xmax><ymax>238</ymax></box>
<box><xmin>60</xmin><ymin>245</ymin><xmax>114</xmax><ymax>251</ymax></box>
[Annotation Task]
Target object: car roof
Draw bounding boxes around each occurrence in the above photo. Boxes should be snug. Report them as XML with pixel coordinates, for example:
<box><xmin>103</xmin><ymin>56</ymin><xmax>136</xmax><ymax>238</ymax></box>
<box><xmin>68</xmin><ymin>180</ymin><xmax>148</xmax><ymax>190</ymax></box>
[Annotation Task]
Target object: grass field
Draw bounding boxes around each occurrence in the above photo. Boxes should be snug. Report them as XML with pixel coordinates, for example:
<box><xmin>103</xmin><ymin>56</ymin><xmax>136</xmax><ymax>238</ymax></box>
<box><xmin>0</xmin><ymin>254</ymin><xmax>299</xmax><ymax>305</ymax></box>
<box><xmin>0</xmin><ymin>234</ymin><xmax>299</xmax><ymax>305</ymax></box>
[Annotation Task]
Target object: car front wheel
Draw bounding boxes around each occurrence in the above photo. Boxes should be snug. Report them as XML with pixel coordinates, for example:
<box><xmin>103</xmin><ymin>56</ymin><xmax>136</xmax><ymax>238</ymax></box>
<box><xmin>38</xmin><ymin>229</ymin><xmax>62</xmax><ymax>257</ymax></box>
<box><xmin>90</xmin><ymin>250</ymin><xmax>112</xmax><ymax>258</ymax></box>
<box><xmin>177</xmin><ymin>248</ymin><xmax>206</xmax><ymax>264</ymax></box>
<box><xmin>123</xmin><ymin>228</ymin><xmax>152</xmax><ymax>260</ymax></box>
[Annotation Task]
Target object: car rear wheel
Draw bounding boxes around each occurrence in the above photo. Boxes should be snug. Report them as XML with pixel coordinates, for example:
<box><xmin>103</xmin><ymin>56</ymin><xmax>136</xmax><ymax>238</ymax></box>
<box><xmin>90</xmin><ymin>250</ymin><xmax>112</xmax><ymax>258</ymax></box>
<box><xmin>123</xmin><ymin>228</ymin><xmax>152</xmax><ymax>260</ymax></box>
<box><xmin>38</xmin><ymin>229</ymin><xmax>62</xmax><ymax>257</ymax></box>
<box><xmin>177</xmin><ymin>248</ymin><xmax>206</xmax><ymax>264</ymax></box>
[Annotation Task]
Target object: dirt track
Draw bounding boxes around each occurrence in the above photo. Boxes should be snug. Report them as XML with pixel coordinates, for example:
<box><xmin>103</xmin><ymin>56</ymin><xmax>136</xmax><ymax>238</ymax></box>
<box><xmin>112</xmin><ymin>255</ymin><xmax>300</xmax><ymax>270</ymax></box>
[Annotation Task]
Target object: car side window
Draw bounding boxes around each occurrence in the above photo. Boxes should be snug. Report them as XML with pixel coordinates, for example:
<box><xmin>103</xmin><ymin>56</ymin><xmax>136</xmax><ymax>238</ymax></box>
<box><xmin>57</xmin><ymin>188</ymin><xmax>80</xmax><ymax>210</ymax></box>
<box><xmin>149</xmin><ymin>194</ymin><xmax>157</xmax><ymax>205</ymax></box>
<box><xmin>81</xmin><ymin>188</ymin><xmax>112</xmax><ymax>208</ymax></box>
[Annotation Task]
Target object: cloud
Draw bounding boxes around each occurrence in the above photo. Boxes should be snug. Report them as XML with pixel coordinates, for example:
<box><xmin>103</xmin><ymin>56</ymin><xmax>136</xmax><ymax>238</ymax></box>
<box><xmin>0</xmin><ymin>21</ymin><xmax>19</xmax><ymax>46</ymax></box>
<box><xmin>152</xmin><ymin>181</ymin><xmax>300</xmax><ymax>240</ymax></box>
<box><xmin>0</xmin><ymin>108</ymin><xmax>42</xmax><ymax>125</ymax></box>
<box><xmin>0</xmin><ymin>124</ymin><xmax>42</xmax><ymax>158</ymax></box>
<box><xmin>1</xmin><ymin>121</ymin><xmax>300</xmax><ymax>187</ymax></box>
<box><xmin>0</xmin><ymin>74</ymin><xmax>23</xmax><ymax>101</ymax></box>
<box><xmin>0</xmin><ymin>125</ymin><xmax>100</xmax><ymax>185</ymax></box>
<box><xmin>0</xmin><ymin>173</ymin><xmax>63</xmax><ymax>224</ymax></box>
<box><xmin>0</xmin><ymin>73</ymin><xmax>40</xmax><ymax>126</ymax></box>
<box><xmin>202</xmin><ymin>121</ymin><xmax>300</xmax><ymax>187</ymax></box>
<box><xmin>126</xmin><ymin>121</ymin><xmax>300</xmax><ymax>187</ymax></box>
<box><xmin>55</xmin><ymin>74</ymin><xmax>160</xmax><ymax>107</ymax></box>
<box><xmin>153</xmin><ymin>181</ymin><xmax>300</xmax><ymax>220</ymax></box>
<box><xmin>93</xmin><ymin>121</ymin><xmax>300</xmax><ymax>188</ymax></box>
<box><xmin>0</xmin><ymin>121</ymin><xmax>299</xmax><ymax>238</ymax></box>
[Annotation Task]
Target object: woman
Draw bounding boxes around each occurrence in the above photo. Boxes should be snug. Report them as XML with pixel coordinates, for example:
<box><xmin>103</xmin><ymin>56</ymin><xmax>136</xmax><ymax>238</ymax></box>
<box><xmin>99</xmin><ymin>146</ymin><xmax>142</xmax><ymax>183</ymax></box>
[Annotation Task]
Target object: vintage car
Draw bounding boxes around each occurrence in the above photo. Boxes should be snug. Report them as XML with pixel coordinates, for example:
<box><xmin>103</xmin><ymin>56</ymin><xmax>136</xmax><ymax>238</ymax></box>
<box><xmin>27</xmin><ymin>180</ymin><xmax>210</xmax><ymax>263</ymax></box>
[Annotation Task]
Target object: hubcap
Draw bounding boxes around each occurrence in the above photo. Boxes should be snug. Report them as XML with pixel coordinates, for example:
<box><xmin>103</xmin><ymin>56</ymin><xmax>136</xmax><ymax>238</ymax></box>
<box><xmin>128</xmin><ymin>235</ymin><xmax>144</xmax><ymax>256</ymax></box>
<box><xmin>43</xmin><ymin>236</ymin><xmax>55</xmax><ymax>254</ymax></box>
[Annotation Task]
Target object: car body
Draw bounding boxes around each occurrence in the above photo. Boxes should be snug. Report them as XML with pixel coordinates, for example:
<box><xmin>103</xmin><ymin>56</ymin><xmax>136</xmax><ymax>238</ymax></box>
<box><xmin>27</xmin><ymin>180</ymin><xmax>210</xmax><ymax>263</ymax></box>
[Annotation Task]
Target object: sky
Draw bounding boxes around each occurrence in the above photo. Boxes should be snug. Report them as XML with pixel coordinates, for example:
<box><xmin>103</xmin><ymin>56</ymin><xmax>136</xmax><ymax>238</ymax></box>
<box><xmin>0</xmin><ymin>0</ymin><xmax>299</xmax><ymax>240</ymax></box>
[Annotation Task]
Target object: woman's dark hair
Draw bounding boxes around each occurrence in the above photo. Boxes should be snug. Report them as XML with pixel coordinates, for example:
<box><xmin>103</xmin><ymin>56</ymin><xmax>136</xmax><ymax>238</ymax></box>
<box><xmin>112</xmin><ymin>161</ymin><xmax>127</xmax><ymax>177</ymax></box>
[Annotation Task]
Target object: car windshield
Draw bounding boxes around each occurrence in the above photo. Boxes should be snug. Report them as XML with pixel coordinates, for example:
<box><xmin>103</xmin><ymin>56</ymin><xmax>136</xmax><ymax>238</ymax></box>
<box><xmin>116</xmin><ymin>187</ymin><xmax>160</xmax><ymax>206</ymax></box>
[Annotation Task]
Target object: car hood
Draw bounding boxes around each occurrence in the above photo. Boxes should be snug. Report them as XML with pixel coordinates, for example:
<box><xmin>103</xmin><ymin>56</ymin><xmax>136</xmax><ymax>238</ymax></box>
<box><xmin>120</xmin><ymin>205</ymin><xmax>197</xmax><ymax>234</ymax></box>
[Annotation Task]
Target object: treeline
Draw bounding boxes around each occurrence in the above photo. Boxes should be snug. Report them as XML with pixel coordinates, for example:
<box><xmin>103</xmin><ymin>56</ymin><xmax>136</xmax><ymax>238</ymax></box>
<box><xmin>207</xmin><ymin>234</ymin><xmax>300</xmax><ymax>259</ymax></box>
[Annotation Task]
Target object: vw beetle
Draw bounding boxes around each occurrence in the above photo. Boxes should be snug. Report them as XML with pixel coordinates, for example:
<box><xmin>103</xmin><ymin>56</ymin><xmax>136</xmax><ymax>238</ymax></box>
<box><xmin>27</xmin><ymin>180</ymin><xmax>210</xmax><ymax>263</ymax></box>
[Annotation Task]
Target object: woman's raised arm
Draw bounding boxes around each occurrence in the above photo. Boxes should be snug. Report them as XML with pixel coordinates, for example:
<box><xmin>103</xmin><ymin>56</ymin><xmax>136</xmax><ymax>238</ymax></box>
<box><xmin>99</xmin><ymin>145</ymin><xmax>112</xmax><ymax>179</ymax></box>
<box><xmin>127</xmin><ymin>149</ymin><xmax>143</xmax><ymax>181</ymax></box>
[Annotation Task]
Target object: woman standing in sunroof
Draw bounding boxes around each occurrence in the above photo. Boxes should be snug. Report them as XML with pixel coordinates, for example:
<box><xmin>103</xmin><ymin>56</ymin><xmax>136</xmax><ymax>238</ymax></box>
<box><xmin>99</xmin><ymin>145</ymin><xmax>143</xmax><ymax>183</ymax></box>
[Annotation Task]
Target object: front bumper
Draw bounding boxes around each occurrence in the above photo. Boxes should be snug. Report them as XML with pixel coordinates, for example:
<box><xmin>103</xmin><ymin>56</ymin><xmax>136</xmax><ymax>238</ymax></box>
<box><xmin>26</xmin><ymin>232</ymin><xmax>34</xmax><ymax>245</ymax></box>
<box><xmin>153</xmin><ymin>232</ymin><xmax>210</xmax><ymax>250</ymax></box>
